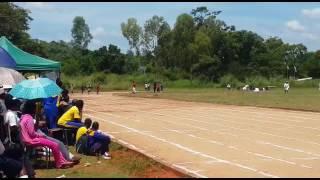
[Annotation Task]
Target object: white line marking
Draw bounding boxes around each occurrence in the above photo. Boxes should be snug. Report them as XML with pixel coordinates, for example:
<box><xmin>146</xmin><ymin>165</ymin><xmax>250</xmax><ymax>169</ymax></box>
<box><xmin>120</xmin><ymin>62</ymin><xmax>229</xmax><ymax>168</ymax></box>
<box><xmin>172</xmin><ymin>164</ymin><xmax>208</xmax><ymax>178</ymax></box>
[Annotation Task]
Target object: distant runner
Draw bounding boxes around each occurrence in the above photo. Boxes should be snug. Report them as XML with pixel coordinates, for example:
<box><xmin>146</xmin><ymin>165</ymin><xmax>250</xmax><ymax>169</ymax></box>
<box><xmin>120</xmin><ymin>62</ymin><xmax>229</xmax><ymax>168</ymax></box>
<box><xmin>132</xmin><ymin>81</ymin><xmax>136</xmax><ymax>94</ymax></box>
<box><xmin>284</xmin><ymin>81</ymin><xmax>290</xmax><ymax>94</ymax></box>
<box><xmin>96</xmin><ymin>83</ymin><xmax>100</xmax><ymax>95</ymax></box>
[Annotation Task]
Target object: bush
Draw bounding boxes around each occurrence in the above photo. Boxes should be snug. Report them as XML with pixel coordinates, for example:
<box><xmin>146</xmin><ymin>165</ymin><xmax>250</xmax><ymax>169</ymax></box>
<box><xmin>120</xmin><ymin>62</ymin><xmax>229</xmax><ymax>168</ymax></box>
<box><xmin>91</xmin><ymin>72</ymin><xmax>107</xmax><ymax>84</ymax></box>
<box><xmin>244</xmin><ymin>76</ymin><xmax>270</xmax><ymax>87</ymax></box>
<box><xmin>219</xmin><ymin>74</ymin><xmax>242</xmax><ymax>88</ymax></box>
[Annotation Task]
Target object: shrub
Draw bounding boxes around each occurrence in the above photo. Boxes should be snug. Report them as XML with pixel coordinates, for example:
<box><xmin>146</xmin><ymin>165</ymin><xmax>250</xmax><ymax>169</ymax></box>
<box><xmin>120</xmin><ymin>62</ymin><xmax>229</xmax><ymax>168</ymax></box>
<box><xmin>219</xmin><ymin>74</ymin><xmax>242</xmax><ymax>88</ymax></box>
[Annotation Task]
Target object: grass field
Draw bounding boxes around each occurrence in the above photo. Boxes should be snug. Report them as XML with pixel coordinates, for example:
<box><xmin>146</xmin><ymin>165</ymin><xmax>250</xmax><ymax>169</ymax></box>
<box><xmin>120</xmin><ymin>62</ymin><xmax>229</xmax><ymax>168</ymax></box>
<box><xmin>116</xmin><ymin>87</ymin><xmax>320</xmax><ymax>112</ymax></box>
<box><xmin>35</xmin><ymin>142</ymin><xmax>187</xmax><ymax>178</ymax></box>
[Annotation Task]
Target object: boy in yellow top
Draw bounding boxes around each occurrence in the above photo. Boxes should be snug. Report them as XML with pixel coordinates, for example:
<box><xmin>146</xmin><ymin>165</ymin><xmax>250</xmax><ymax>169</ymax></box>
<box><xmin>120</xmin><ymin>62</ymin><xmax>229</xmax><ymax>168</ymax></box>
<box><xmin>75</xmin><ymin>118</ymin><xmax>92</xmax><ymax>143</ymax></box>
<box><xmin>57</xmin><ymin>100</ymin><xmax>84</xmax><ymax>128</ymax></box>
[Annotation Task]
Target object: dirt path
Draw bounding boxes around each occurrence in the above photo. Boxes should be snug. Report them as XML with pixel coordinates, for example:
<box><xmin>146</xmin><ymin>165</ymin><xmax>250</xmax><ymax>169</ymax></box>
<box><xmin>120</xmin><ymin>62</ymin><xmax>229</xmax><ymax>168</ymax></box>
<box><xmin>72</xmin><ymin>92</ymin><xmax>320</xmax><ymax>177</ymax></box>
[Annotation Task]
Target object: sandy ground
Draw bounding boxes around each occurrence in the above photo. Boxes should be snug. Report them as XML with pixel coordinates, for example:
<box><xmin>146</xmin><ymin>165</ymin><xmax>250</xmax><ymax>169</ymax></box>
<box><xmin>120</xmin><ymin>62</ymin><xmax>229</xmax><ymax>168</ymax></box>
<box><xmin>72</xmin><ymin>92</ymin><xmax>320</xmax><ymax>178</ymax></box>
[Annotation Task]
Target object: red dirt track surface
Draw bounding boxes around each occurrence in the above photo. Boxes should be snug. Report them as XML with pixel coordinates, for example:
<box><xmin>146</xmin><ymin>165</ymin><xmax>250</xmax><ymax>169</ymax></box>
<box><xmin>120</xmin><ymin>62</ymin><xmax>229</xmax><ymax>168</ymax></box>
<box><xmin>72</xmin><ymin>92</ymin><xmax>320</xmax><ymax>178</ymax></box>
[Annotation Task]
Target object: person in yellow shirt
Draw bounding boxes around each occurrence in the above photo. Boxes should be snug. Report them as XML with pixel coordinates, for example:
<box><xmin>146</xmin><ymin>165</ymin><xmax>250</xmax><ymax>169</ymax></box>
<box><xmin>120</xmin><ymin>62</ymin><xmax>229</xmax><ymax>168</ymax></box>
<box><xmin>75</xmin><ymin>118</ymin><xmax>92</xmax><ymax>143</ymax></box>
<box><xmin>75</xmin><ymin>118</ymin><xmax>92</xmax><ymax>155</ymax></box>
<box><xmin>57</xmin><ymin>100</ymin><xmax>84</xmax><ymax>128</ymax></box>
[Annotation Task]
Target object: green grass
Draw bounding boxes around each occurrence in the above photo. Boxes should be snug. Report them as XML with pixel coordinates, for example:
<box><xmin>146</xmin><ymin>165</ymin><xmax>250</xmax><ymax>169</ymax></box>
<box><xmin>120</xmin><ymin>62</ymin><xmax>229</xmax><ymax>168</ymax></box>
<box><xmin>35</xmin><ymin>141</ymin><xmax>187</xmax><ymax>178</ymax></box>
<box><xmin>116</xmin><ymin>87</ymin><xmax>320</xmax><ymax>112</ymax></box>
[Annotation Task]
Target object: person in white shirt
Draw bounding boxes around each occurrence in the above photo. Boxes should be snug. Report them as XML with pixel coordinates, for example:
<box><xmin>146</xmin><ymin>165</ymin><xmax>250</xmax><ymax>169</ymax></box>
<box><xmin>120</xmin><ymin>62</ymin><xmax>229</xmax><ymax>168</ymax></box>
<box><xmin>4</xmin><ymin>97</ymin><xmax>21</xmax><ymax>141</ymax></box>
<box><xmin>227</xmin><ymin>84</ymin><xmax>231</xmax><ymax>90</ymax></box>
<box><xmin>144</xmin><ymin>83</ymin><xmax>148</xmax><ymax>91</ymax></box>
<box><xmin>284</xmin><ymin>81</ymin><xmax>290</xmax><ymax>94</ymax></box>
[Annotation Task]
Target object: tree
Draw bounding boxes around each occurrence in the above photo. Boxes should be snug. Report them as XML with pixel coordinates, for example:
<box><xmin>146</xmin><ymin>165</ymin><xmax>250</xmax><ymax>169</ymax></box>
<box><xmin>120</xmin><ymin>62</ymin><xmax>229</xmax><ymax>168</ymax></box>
<box><xmin>0</xmin><ymin>2</ymin><xmax>32</xmax><ymax>45</ymax></box>
<box><xmin>191</xmin><ymin>6</ymin><xmax>221</xmax><ymax>28</ymax></box>
<box><xmin>121</xmin><ymin>18</ymin><xmax>142</xmax><ymax>56</ymax></box>
<box><xmin>71</xmin><ymin>16</ymin><xmax>92</xmax><ymax>49</ymax></box>
<box><xmin>172</xmin><ymin>13</ymin><xmax>196</xmax><ymax>70</ymax></box>
<box><xmin>142</xmin><ymin>15</ymin><xmax>167</xmax><ymax>54</ymax></box>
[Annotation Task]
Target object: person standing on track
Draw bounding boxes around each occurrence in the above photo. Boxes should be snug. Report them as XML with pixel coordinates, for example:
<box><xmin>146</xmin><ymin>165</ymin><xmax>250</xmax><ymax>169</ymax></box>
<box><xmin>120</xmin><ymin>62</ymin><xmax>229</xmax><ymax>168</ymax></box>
<box><xmin>81</xmin><ymin>84</ymin><xmax>85</xmax><ymax>94</ymax></box>
<box><xmin>70</xmin><ymin>83</ymin><xmax>74</xmax><ymax>94</ymax></box>
<box><xmin>284</xmin><ymin>81</ymin><xmax>290</xmax><ymax>94</ymax></box>
<box><xmin>153</xmin><ymin>82</ymin><xmax>156</xmax><ymax>93</ymax></box>
<box><xmin>96</xmin><ymin>83</ymin><xmax>100</xmax><ymax>95</ymax></box>
<box><xmin>87</xmin><ymin>82</ymin><xmax>92</xmax><ymax>95</ymax></box>
<box><xmin>132</xmin><ymin>81</ymin><xmax>136</xmax><ymax>94</ymax></box>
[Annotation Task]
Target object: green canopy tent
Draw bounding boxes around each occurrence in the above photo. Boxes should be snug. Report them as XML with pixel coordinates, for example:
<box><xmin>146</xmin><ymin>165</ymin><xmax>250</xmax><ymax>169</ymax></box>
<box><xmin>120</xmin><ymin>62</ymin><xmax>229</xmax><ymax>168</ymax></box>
<box><xmin>0</xmin><ymin>36</ymin><xmax>61</xmax><ymax>71</ymax></box>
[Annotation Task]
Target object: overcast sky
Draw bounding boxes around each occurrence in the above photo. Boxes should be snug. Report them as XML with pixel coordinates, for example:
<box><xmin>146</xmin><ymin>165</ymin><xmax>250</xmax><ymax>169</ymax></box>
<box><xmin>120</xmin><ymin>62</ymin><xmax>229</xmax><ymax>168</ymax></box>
<box><xmin>15</xmin><ymin>2</ymin><xmax>320</xmax><ymax>52</ymax></box>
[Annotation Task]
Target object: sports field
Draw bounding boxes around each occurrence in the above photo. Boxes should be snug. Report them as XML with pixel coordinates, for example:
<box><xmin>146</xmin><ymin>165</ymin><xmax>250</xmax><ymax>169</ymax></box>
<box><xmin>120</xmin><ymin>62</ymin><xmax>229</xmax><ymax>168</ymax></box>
<box><xmin>73</xmin><ymin>92</ymin><xmax>320</xmax><ymax>178</ymax></box>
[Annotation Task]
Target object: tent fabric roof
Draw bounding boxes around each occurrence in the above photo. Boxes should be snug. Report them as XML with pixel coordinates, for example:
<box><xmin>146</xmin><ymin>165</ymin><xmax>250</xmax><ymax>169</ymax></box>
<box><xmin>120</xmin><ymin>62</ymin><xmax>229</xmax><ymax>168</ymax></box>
<box><xmin>0</xmin><ymin>47</ymin><xmax>16</xmax><ymax>69</ymax></box>
<box><xmin>0</xmin><ymin>36</ymin><xmax>61</xmax><ymax>71</ymax></box>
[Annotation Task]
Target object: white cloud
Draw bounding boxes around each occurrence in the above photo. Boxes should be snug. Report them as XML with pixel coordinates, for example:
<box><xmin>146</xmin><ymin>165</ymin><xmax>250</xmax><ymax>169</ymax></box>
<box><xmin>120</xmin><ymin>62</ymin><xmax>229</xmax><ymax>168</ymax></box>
<box><xmin>23</xmin><ymin>2</ymin><xmax>51</xmax><ymax>9</ymax></box>
<box><xmin>302</xmin><ymin>8</ymin><xmax>320</xmax><ymax>19</ymax></box>
<box><xmin>286</xmin><ymin>20</ymin><xmax>305</xmax><ymax>32</ymax></box>
<box><xmin>302</xmin><ymin>32</ymin><xmax>319</xmax><ymax>40</ymax></box>
<box><xmin>91</xmin><ymin>27</ymin><xmax>107</xmax><ymax>38</ymax></box>
<box><xmin>88</xmin><ymin>39</ymin><xmax>104</xmax><ymax>50</ymax></box>
<box><xmin>26</xmin><ymin>2</ymin><xmax>46</xmax><ymax>7</ymax></box>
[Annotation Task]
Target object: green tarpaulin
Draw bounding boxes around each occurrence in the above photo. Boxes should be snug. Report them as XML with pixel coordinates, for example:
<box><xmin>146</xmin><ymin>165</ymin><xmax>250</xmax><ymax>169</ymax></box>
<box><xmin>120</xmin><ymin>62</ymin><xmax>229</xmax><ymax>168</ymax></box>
<box><xmin>0</xmin><ymin>36</ymin><xmax>61</xmax><ymax>71</ymax></box>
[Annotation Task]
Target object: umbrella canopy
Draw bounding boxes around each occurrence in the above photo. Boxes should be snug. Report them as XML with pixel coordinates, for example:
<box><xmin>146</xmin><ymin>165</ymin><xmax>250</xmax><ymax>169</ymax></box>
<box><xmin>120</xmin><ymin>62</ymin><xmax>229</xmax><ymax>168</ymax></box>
<box><xmin>0</xmin><ymin>67</ymin><xmax>25</xmax><ymax>88</ymax></box>
<box><xmin>9</xmin><ymin>78</ymin><xmax>62</xmax><ymax>100</ymax></box>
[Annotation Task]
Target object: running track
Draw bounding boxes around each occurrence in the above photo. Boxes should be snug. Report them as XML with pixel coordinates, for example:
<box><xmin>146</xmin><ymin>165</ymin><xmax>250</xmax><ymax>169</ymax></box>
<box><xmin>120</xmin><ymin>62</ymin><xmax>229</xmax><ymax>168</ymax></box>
<box><xmin>72</xmin><ymin>92</ymin><xmax>320</xmax><ymax>178</ymax></box>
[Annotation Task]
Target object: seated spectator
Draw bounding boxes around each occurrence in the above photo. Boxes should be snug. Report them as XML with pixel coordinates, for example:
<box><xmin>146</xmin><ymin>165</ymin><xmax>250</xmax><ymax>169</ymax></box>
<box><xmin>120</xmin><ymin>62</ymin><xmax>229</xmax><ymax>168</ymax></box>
<box><xmin>57</xmin><ymin>89</ymin><xmax>71</xmax><ymax>118</ymax></box>
<box><xmin>19</xmin><ymin>100</ymin><xmax>74</xmax><ymax>169</ymax></box>
<box><xmin>2</xmin><ymin>96</ymin><xmax>34</xmax><ymax>178</ymax></box>
<box><xmin>0</xmin><ymin>139</ymin><xmax>22</xmax><ymax>178</ymax></box>
<box><xmin>75</xmin><ymin>118</ymin><xmax>92</xmax><ymax>155</ymax></box>
<box><xmin>57</xmin><ymin>100</ymin><xmax>84</xmax><ymax>128</ymax></box>
<box><xmin>4</xmin><ymin>97</ymin><xmax>21</xmax><ymax>145</ymax></box>
<box><xmin>43</xmin><ymin>96</ymin><xmax>59</xmax><ymax>129</ymax></box>
<box><xmin>36</xmin><ymin>127</ymin><xmax>81</xmax><ymax>164</ymax></box>
<box><xmin>88</xmin><ymin>121</ymin><xmax>111</xmax><ymax>160</ymax></box>
<box><xmin>0</xmin><ymin>87</ymin><xmax>7</xmax><ymax>142</ymax></box>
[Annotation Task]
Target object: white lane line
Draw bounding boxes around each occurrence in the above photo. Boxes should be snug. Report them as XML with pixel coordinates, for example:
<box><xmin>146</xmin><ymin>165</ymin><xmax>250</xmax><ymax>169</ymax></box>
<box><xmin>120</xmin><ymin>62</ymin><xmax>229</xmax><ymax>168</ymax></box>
<box><xmin>208</xmin><ymin>140</ymin><xmax>224</xmax><ymax>146</ymax></box>
<box><xmin>301</xmin><ymin>164</ymin><xmax>312</xmax><ymax>169</ymax></box>
<box><xmin>175</xmin><ymin>162</ymin><xmax>194</xmax><ymax>165</ymax></box>
<box><xmin>85</xmin><ymin>110</ymin><xmax>279</xmax><ymax>178</ymax></box>
<box><xmin>259</xmin><ymin>171</ymin><xmax>280</xmax><ymax>178</ymax></box>
<box><xmin>291</xmin><ymin>157</ymin><xmax>320</xmax><ymax>160</ymax></box>
<box><xmin>257</xmin><ymin>141</ymin><xmax>320</xmax><ymax>158</ymax></box>
<box><xmin>172</xmin><ymin>164</ymin><xmax>208</xmax><ymax>178</ymax></box>
<box><xmin>252</xmin><ymin>153</ymin><xmax>296</xmax><ymax>165</ymax></box>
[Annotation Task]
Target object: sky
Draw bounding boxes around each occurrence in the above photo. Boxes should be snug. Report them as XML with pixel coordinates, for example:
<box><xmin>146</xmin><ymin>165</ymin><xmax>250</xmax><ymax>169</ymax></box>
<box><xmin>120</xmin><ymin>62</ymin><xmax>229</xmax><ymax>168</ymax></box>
<box><xmin>14</xmin><ymin>2</ymin><xmax>320</xmax><ymax>52</ymax></box>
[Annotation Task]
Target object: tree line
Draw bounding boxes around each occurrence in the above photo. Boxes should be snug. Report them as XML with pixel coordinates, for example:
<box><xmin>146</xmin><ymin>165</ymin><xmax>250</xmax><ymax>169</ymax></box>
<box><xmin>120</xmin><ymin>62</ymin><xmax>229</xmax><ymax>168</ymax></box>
<box><xmin>1</xmin><ymin>2</ymin><xmax>320</xmax><ymax>84</ymax></box>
